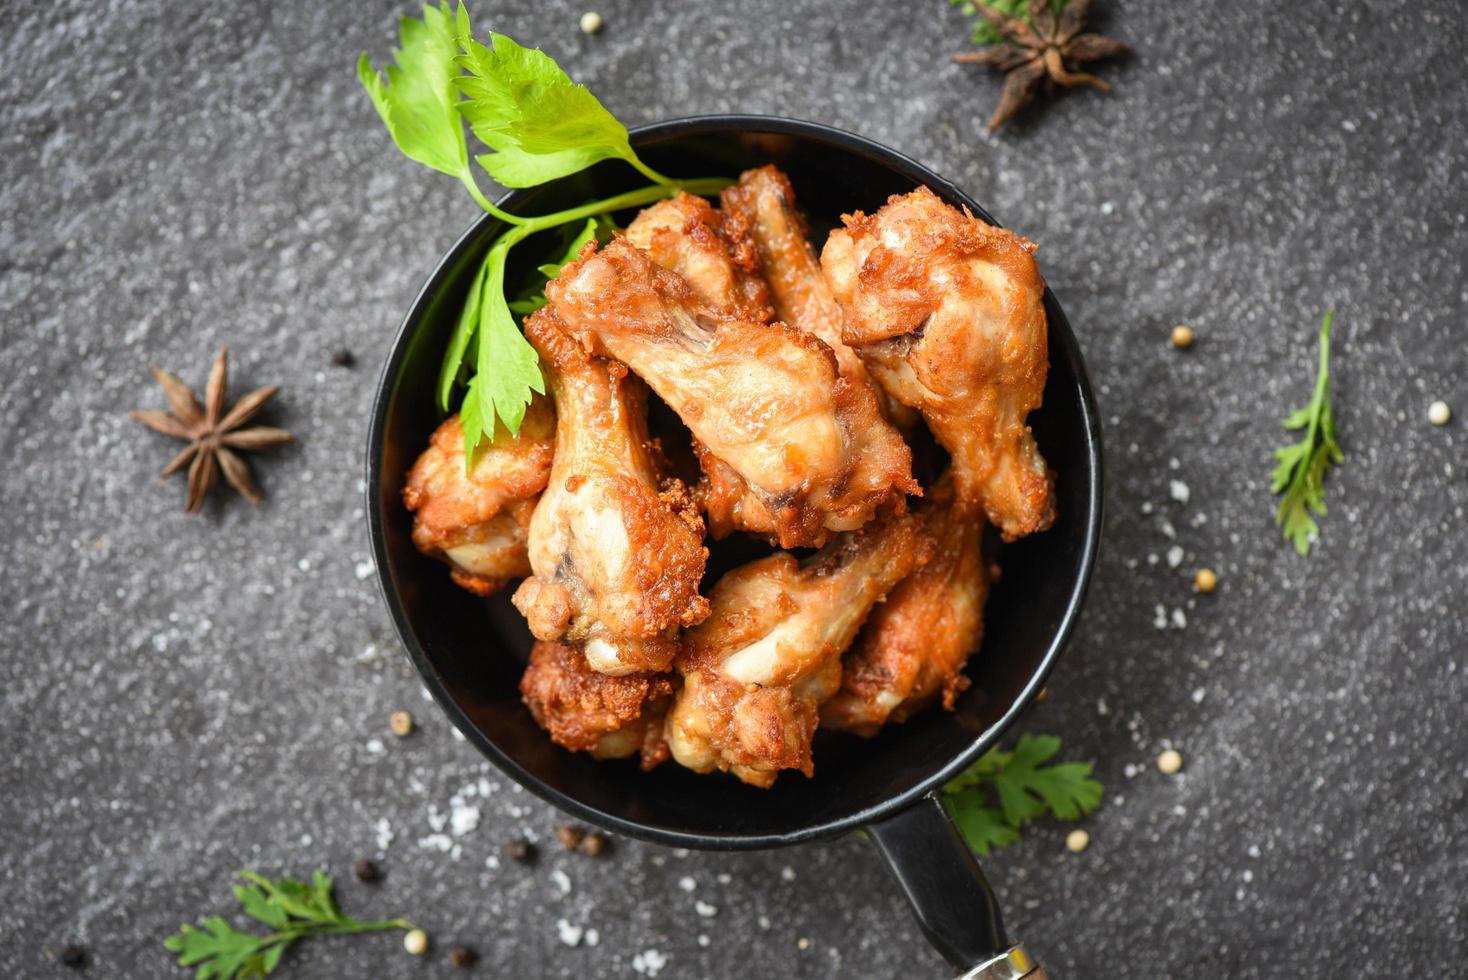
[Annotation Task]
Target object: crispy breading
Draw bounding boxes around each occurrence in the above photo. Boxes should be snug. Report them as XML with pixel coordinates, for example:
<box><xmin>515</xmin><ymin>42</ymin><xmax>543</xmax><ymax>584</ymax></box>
<box><xmin>512</xmin><ymin>309</ymin><xmax>708</xmax><ymax>675</ymax></box>
<box><xmin>665</xmin><ymin>509</ymin><xmax>930</xmax><ymax>787</ymax></box>
<box><xmin>402</xmin><ymin>405</ymin><xmax>554</xmax><ymax>594</ymax></box>
<box><xmin>520</xmin><ymin>639</ymin><xmax>674</xmax><ymax>770</ymax></box>
<box><xmin>823</xmin><ymin>186</ymin><xmax>1055</xmax><ymax>539</ymax></box>
<box><xmin>624</xmin><ymin>193</ymin><xmax>770</xmax><ymax>319</ymax></box>
<box><xmin>821</xmin><ymin>477</ymin><xmax>989</xmax><ymax>735</ymax></box>
<box><xmin>548</xmin><ymin>238</ymin><xmax>915</xmax><ymax>549</ymax></box>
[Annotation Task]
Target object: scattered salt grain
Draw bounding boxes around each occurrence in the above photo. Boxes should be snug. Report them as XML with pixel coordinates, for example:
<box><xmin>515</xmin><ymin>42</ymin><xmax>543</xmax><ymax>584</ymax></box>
<box><xmin>354</xmin><ymin>560</ymin><xmax>375</xmax><ymax>580</ymax></box>
<box><xmin>678</xmin><ymin>876</ymin><xmax>696</xmax><ymax>893</ymax></box>
<box><xmin>632</xmin><ymin>949</ymin><xmax>668</xmax><ymax>976</ymax></box>
<box><xmin>374</xmin><ymin>817</ymin><xmax>394</xmax><ymax>851</ymax></box>
<box><xmin>694</xmin><ymin>900</ymin><xmax>718</xmax><ymax>918</ymax></box>
<box><xmin>1166</xmin><ymin>545</ymin><xmax>1184</xmax><ymax>568</ymax></box>
<box><xmin>1171</xmin><ymin>608</ymin><xmax>1187</xmax><ymax>629</ymax></box>
<box><xmin>1153</xmin><ymin>605</ymin><xmax>1168</xmax><ymax>630</ymax></box>
<box><xmin>1169</xmin><ymin>479</ymin><xmax>1190</xmax><ymax>504</ymax></box>
<box><xmin>556</xmin><ymin>919</ymin><xmax>584</xmax><ymax>946</ymax></box>
<box><xmin>780</xmin><ymin>866</ymin><xmax>796</xmax><ymax>882</ymax></box>
<box><xmin>552</xmin><ymin>869</ymin><xmax>572</xmax><ymax>895</ymax></box>
<box><xmin>449</xmin><ymin>803</ymin><xmax>481</xmax><ymax>837</ymax></box>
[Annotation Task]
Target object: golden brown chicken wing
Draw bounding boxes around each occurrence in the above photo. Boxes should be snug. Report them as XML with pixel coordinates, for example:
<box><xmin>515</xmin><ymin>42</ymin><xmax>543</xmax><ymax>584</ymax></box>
<box><xmin>822</xmin><ymin>186</ymin><xmax>1055</xmax><ymax>539</ymax></box>
<box><xmin>624</xmin><ymin>192</ymin><xmax>770</xmax><ymax>318</ymax></box>
<box><xmin>547</xmin><ymin>238</ymin><xmax>914</xmax><ymax>549</ymax></box>
<box><xmin>720</xmin><ymin>165</ymin><xmax>867</xmax><ymax>382</ymax></box>
<box><xmin>664</xmin><ymin>509</ymin><xmax>930</xmax><ymax>787</ymax></box>
<box><xmin>402</xmin><ymin>405</ymin><xmax>555</xmax><ymax>595</ymax></box>
<box><xmin>717</xmin><ymin>164</ymin><xmax>920</xmax><ymax>493</ymax></box>
<box><xmin>511</xmin><ymin>311</ymin><xmax>709</xmax><ymax>675</ymax></box>
<box><xmin>520</xmin><ymin>639</ymin><xmax>674</xmax><ymax>770</ymax></box>
<box><xmin>820</xmin><ymin>478</ymin><xmax>990</xmax><ymax>736</ymax></box>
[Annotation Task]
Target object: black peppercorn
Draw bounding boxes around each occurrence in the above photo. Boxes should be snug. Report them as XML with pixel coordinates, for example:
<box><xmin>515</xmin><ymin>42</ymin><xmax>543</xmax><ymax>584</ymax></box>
<box><xmin>59</xmin><ymin>945</ymin><xmax>87</xmax><ymax>969</ymax></box>
<box><xmin>330</xmin><ymin>349</ymin><xmax>356</xmax><ymax>368</ymax></box>
<box><xmin>353</xmin><ymin>858</ymin><xmax>380</xmax><ymax>883</ymax></box>
<box><xmin>448</xmin><ymin>945</ymin><xmax>478</xmax><ymax>968</ymax></box>
<box><xmin>505</xmin><ymin>838</ymin><xmax>536</xmax><ymax>863</ymax></box>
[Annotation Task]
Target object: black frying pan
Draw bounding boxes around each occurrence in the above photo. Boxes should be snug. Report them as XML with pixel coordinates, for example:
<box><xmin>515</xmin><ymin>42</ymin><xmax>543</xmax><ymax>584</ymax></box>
<box><xmin>368</xmin><ymin>116</ymin><xmax>1103</xmax><ymax>979</ymax></box>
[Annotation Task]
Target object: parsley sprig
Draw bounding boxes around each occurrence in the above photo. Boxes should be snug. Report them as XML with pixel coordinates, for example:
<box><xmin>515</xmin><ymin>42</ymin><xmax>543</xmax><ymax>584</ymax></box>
<box><xmin>947</xmin><ymin>0</ymin><xmax>1069</xmax><ymax>47</ymax></box>
<box><xmin>941</xmin><ymin>733</ymin><xmax>1102</xmax><ymax>855</ymax></box>
<box><xmin>359</xmin><ymin>3</ymin><xmax>728</xmax><ymax>459</ymax></box>
<box><xmin>1271</xmin><ymin>310</ymin><xmax>1344</xmax><ymax>555</ymax></box>
<box><xmin>164</xmin><ymin>870</ymin><xmax>414</xmax><ymax>979</ymax></box>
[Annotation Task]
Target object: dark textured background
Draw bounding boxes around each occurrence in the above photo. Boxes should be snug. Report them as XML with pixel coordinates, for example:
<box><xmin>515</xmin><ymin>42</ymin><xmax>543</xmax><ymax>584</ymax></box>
<box><xmin>3</xmin><ymin>0</ymin><xmax>1466</xmax><ymax>977</ymax></box>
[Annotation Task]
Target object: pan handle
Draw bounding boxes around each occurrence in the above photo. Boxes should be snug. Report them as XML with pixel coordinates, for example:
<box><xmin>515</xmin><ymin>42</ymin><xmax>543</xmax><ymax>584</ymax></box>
<box><xmin>868</xmin><ymin>792</ymin><xmax>1048</xmax><ymax>979</ymax></box>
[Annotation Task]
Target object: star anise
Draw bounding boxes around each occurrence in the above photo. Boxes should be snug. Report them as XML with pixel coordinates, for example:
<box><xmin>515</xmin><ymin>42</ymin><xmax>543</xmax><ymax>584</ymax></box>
<box><xmin>952</xmin><ymin>0</ymin><xmax>1131</xmax><ymax>132</ymax></box>
<box><xmin>129</xmin><ymin>349</ymin><xmax>293</xmax><ymax>512</ymax></box>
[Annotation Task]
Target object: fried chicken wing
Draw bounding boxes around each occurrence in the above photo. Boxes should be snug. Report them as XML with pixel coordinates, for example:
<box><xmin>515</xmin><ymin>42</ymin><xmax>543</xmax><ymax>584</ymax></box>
<box><xmin>821</xmin><ymin>478</ymin><xmax>990</xmax><ymax>736</ymax></box>
<box><xmin>822</xmin><ymin>186</ymin><xmax>1055</xmax><ymax>539</ymax></box>
<box><xmin>520</xmin><ymin>639</ymin><xmax>674</xmax><ymax>770</ymax></box>
<box><xmin>717</xmin><ymin>164</ymin><xmax>920</xmax><ymax>502</ymax></box>
<box><xmin>665</xmin><ymin>509</ymin><xmax>930</xmax><ymax>787</ymax></box>
<box><xmin>720</xmin><ymin>166</ymin><xmax>868</xmax><ymax>382</ymax></box>
<box><xmin>625</xmin><ymin>193</ymin><xmax>770</xmax><ymax>318</ymax></box>
<box><xmin>548</xmin><ymin>238</ymin><xmax>915</xmax><ymax>549</ymax></box>
<box><xmin>511</xmin><ymin>310</ymin><xmax>709</xmax><ymax>675</ymax></box>
<box><xmin>402</xmin><ymin>405</ymin><xmax>555</xmax><ymax>595</ymax></box>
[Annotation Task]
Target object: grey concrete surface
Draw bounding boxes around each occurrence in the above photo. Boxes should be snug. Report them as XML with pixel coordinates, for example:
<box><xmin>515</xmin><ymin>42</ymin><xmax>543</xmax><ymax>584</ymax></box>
<box><xmin>2</xmin><ymin>0</ymin><xmax>1466</xmax><ymax>977</ymax></box>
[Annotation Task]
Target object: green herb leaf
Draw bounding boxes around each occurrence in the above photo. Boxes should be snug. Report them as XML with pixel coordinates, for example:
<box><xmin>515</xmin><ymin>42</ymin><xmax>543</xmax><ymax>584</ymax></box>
<box><xmin>945</xmin><ymin>794</ymin><xmax>1019</xmax><ymax>855</ymax></box>
<box><xmin>165</xmin><ymin>871</ymin><xmax>414</xmax><ymax>980</ymax></box>
<box><xmin>233</xmin><ymin>884</ymin><xmax>288</xmax><ymax>931</ymax></box>
<box><xmin>164</xmin><ymin>917</ymin><xmax>275</xmax><ymax>980</ymax></box>
<box><xmin>361</xmin><ymin>4</ymin><xmax>721</xmax><ymax>462</ymax></box>
<box><xmin>453</xmin><ymin>10</ymin><xmax>666</xmax><ymax>188</ymax></box>
<box><xmin>469</xmin><ymin>243</ymin><xmax>544</xmax><ymax>451</ymax></box>
<box><xmin>949</xmin><ymin>0</ymin><xmax>1068</xmax><ymax>47</ymax></box>
<box><xmin>437</xmin><ymin>255</ymin><xmax>491</xmax><ymax>411</ymax></box>
<box><xmin>941</xmin><ymin>733</ymin><xmax>1102</xmax><ymax>856</ymax></box>
<box><xmin>357</xmin><ymin>2</ymin><xmax>466</xmax><ymax>180</ymax></box>
<box><xmin>1271</xmin><ymin>311</ymin><xmax>1343</xmax><ymax>556</ymax></box>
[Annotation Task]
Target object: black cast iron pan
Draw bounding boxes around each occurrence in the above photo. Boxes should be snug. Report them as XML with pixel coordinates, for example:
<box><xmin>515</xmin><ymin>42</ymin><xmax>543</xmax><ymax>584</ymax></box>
<box><xmin>368</xmin><ymin>115</ymin><xmax>1103</xmax><ymax>978</ymax></box>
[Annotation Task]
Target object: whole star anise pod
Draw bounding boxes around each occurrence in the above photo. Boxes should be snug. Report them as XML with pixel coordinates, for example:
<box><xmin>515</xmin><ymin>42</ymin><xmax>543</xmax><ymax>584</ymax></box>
<box><xmin>129</xmin><ymin>349</ymin><xmax>293</xmax><ymax>512</ymax></box>
<box><xmin>952</xmin><ymin>0</ymin><xmax>1131</xmax><ymax>132</ymax></box>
